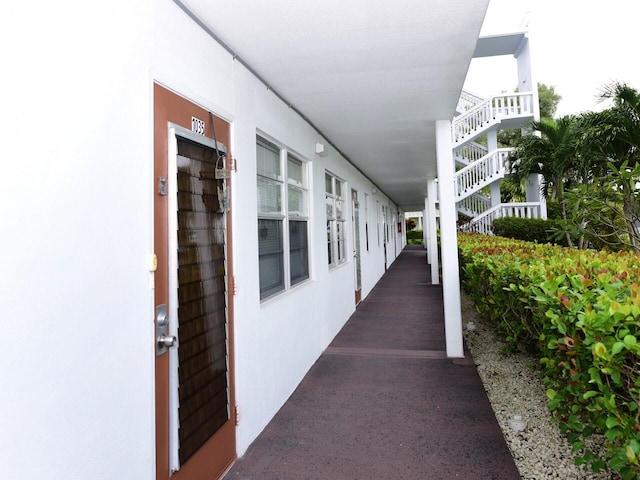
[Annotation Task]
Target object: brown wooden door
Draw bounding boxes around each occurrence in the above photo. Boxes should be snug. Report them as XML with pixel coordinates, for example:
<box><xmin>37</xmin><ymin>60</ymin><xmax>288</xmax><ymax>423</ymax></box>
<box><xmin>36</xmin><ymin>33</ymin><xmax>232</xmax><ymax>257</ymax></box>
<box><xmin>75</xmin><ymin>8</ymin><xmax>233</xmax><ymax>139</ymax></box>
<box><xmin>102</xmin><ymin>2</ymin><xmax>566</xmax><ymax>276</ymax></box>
<box><xmin>154</xmin><ymin>84</ymin><xmax>236</xmax><ymax>480</ymax></box>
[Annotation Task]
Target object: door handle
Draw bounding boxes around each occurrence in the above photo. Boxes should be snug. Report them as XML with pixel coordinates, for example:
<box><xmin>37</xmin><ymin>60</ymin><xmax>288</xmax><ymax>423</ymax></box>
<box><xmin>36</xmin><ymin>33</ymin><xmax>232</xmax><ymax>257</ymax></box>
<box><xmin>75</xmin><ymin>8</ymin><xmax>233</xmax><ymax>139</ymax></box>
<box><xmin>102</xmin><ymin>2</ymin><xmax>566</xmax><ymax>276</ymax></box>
<box><xmin>157</xmin><ymin>334</ymin><xmax>177</xmax><ymax>348</ymax></box>
<box><xmin>156</xmin><ymin>305</ymin><xmax>176</xmax><ymax>356</ymax></box>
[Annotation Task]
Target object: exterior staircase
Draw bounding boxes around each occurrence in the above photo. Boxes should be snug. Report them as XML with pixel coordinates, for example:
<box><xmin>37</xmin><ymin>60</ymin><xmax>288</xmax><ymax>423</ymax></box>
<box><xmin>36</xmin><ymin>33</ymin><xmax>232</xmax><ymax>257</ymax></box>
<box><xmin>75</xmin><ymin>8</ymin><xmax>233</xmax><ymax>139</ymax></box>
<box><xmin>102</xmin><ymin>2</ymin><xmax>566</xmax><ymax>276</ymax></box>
<box><xmin>450</xmin><ymin>90</ymin><xmax>543</xmax><ymax>233</ymax></box>
<box><xmin>452</xmin><ymin>92</ymin><xmax>536</xmax><ymax>148</ymax></box>
<box><xmin>454</xmin><ymin>141</ymin><xmax>487</xmax><ymax>167</ymax></box>
<box><xmin>455</xmin><ymin>149</ymin><xmax>510</xmax><ymax>199</ymax></box>
<box><xmin>457</xmin><ymin>192</ymin><xmax>491</xmax><ymax>218</ymax></box>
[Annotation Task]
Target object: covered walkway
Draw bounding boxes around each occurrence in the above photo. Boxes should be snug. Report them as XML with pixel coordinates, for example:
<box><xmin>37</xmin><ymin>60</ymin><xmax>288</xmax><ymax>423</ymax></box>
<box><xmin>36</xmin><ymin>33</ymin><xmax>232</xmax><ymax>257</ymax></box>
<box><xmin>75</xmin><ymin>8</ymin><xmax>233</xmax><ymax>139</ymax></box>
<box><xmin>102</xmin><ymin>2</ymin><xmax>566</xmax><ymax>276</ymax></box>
<box><xmin>224</xmin><ymin>246</ymin><xmax>520</xmax><ymax>479</ymax></box>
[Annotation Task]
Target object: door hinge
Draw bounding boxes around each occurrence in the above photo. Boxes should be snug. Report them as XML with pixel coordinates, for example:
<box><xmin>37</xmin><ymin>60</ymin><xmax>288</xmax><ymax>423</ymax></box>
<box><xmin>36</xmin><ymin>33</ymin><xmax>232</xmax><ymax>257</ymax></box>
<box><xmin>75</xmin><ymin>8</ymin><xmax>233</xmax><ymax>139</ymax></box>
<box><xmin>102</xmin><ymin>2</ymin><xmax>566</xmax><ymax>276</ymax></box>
<box><xmin>229</xmin><ymin>275</ymin><xmax>237</xmax><ymax>296</ymax></box>
<box><xmin>234</xmin><ymin>405</ymin><xmax>240</xmax><ymax>426</ymax></box>
<box><xmin>158</xmin><ymin>177</ymin><xmax>167</xmax><ymax>196</ymax></box>
<box><xmin>228</xmin><ymin>155</ymin><xmax>237</xmax><ymax>172</ymax></box>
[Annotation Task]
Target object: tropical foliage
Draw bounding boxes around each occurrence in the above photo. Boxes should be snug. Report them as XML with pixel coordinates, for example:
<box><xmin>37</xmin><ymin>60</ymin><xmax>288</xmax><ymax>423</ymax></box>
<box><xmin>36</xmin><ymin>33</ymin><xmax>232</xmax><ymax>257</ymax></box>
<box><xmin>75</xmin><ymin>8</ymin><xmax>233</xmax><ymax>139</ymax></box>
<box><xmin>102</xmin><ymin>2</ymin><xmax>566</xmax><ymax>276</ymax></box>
<box><xmin>466</xmin><ymin>83</ymin><xmax>640</xmax><ymax>478</ymax></box>
<box><xmin>507</xmin><ymin>82</ymin><xmax>640</xmax><ymax>253</ymax></box>
<box><xmin>575</xmin><ymin>83</ymin><xmax>640</xmax><ymax>253</ymax></box>
<box><xmin>459</xmin><ymin>233</ymin><xmax>640</xmax><ymax>479</ymax></box>
<box><xmin>508</xmin><ymin>115</ymin><xmax>580</xmax><ymax>246</ymax></box>
<box><xmin>538</xmin><ymin>83</ymin><xmax>562</xmax><ymax>120</ymax></box>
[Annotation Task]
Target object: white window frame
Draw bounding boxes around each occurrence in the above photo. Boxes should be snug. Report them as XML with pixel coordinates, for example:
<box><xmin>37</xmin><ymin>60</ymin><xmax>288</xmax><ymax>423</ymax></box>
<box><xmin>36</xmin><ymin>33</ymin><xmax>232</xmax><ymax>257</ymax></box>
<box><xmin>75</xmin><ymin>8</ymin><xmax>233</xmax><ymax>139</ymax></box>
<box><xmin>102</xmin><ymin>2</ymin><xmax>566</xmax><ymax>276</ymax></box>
<box><xmin>326</xmin><ymin>171</ymin><xmax>347</xmax><ymax>268</ymax></box>
<box><xmin>376</xmin><ymin>200</ymin><xmax>381</xmax><ymax>247</ymax></box>
<box><xmin>287</xmin><ymin>154</ymin><xmax>310</xmax><ymax>287</ymax></box>
<box><xmin>257</xmin><ymin>136</ymin><xmax>310</xmax><ymax>301</ymax></box>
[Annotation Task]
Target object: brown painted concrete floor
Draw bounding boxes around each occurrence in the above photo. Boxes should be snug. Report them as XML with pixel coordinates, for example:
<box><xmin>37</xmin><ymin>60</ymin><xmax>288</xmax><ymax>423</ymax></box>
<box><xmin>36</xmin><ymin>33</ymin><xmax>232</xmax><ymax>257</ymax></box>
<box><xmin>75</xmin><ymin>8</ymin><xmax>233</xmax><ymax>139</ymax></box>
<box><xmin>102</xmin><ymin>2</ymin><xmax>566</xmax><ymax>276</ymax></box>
<box><xmin>224</xmin><ymin>246</ymin><xmax>521</xmax><ymax>480</ymax></box>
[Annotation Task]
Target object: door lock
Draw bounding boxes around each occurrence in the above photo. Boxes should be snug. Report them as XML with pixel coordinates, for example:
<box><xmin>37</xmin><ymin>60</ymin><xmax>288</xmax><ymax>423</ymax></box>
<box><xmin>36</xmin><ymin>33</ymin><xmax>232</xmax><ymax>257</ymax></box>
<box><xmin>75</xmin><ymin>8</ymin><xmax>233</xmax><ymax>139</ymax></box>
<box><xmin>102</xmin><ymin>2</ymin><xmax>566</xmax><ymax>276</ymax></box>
<box><xmin>156</xmin><ymin>304</ymin><xmax>177</xmax><ymax>356</ymax></box>
<box><xmin>157</xmin><ymin>335</ymin><xmax>177</xmax><ymax>348</ymax></box>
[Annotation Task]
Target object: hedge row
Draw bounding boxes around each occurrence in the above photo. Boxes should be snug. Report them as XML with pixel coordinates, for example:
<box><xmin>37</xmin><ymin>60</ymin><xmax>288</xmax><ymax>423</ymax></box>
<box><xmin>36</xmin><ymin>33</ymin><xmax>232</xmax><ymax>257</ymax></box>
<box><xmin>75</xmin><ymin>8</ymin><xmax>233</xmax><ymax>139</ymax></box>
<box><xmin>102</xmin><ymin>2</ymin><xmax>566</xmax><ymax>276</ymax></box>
<box><xmin>492</xmin><ymin>217</ymin><xmax>566</xmax><ymax>245</ymax></box>
<box><xmin>406</xmin><ymin>229</ymin><xmax>423</xmax><ymax>240</ymax></box>
<box><xmin>406</xmin><ymin>229</ymin><xmax>424</xmax><ymax>245</ymax></box>
<box><xmin>458</xmin><ymin>233</ymin><xmax>640</xmax><ymax>479</ymax></box>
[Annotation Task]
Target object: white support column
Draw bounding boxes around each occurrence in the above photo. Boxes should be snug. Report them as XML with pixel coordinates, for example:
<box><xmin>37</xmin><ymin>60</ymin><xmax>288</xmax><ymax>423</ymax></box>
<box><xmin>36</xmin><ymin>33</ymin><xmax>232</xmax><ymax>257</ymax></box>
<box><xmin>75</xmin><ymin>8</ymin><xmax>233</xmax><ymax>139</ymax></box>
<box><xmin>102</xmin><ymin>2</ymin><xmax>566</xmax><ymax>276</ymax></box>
<box><xmin>526</xmin><ymin>173</ymin><xmax>548</xmax><ymax>219</ymax></box>
<box><xmin>426</xmin><ymin>179</ymin><xmax>439</xmax><ymax>284</ymax></box>
<box><xmin>487</xmin><ymin>130</ymin><xmax>498</xmax><ymax>152</ymax></box>
<box><xmin>436</xmin><ymin>120</ymin><xmax>464</xmax><ymax>358</ymax></box>
<box><xmin>516</xmin><ymin>34</ymin><xmax>546</xmax><ymax>220</ymax></box>
<box><xmin>490</xmin><ymin>182</ymin><xmax>501</xmax><ymax>208</ymax></box>
<box><xmin>487</xmin><ymin>131</ymin><xmax>501</xmax><ymax>207</ymax></box>
<box><xmin>422</xmin><ymin>202</ymin><xmax>429</xmax><ymax>259</ymax></box>
<box><xmin>515</xmin><ymin>34</ymin><xmax>540</xmax><ymax>123</ymax></box>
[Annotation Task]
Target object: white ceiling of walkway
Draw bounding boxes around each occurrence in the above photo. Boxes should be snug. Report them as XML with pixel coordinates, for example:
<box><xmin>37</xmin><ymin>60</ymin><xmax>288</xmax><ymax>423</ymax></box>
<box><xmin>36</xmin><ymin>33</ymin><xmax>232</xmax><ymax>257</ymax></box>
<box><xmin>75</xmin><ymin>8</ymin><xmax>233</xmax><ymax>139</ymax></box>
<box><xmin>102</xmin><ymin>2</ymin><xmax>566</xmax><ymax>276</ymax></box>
<box><xmin>179</xmin><ymin>0</ymin><xmax>490</xmax><ymax>210</ymax></box>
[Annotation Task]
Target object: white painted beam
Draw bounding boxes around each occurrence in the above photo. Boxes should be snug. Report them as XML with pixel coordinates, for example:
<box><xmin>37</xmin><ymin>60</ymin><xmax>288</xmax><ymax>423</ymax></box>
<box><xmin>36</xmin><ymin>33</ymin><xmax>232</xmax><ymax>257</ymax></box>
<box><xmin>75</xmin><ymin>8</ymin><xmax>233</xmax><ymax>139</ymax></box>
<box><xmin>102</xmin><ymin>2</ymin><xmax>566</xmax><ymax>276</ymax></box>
<box><xmin>422</xmin><ymin>203</ymin><xmax>428</xmax><ymax>255</ymax></box>
<box><xmin>486</xmin><ymin>131</ymin><xmax>501</xmax><ymax>207</ymax></box>
<box><xmin>426</xmin><ymin>179</ymin><xmax>439</xmax><ymax>284</ymax></box>
<box><xmin>436</xmin><ymin>120</ymin><xmax>464</xmax><ymax>358</ymax></box>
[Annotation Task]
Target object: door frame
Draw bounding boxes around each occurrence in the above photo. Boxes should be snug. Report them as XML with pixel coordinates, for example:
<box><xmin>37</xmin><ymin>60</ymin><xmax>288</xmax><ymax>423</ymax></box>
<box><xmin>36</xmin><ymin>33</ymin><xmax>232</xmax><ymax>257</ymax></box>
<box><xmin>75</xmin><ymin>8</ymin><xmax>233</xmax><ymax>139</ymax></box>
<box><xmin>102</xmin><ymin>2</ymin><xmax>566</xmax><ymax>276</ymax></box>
<box><xmin>351</xmin><ymin>189</ymin><xmax>362</xmax><ymax>305</ymax></box>
<box><xmin>154</xmin><ymin>83</ymin><xmax>236</xmax><ymax>480</ymax></box>
<box><xmin>382</xmin><ymin>205</ymin><xmax>387</xmax><ymax>271</ymax></box>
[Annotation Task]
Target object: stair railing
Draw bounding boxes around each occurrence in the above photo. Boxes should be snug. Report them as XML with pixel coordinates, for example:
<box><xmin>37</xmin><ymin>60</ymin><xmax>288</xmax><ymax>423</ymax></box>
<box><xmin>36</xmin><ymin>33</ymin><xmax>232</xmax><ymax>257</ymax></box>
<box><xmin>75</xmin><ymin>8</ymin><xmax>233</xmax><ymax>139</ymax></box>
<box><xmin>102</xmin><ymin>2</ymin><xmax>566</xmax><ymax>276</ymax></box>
<box><xmin>454</xmin><ymin>141</ymin><xmax>488</xmax><ymax>166</ymax></box>
<box><xmin>457</xmin><ymin>192</ymin><xmax>491</xmax><ymax>217</ymax></box>
<box><xmin>460</xmin><ymin>202</ymin><xmax>543</xmax><ymax>235</ymax></box>
<box><xmin>457</xmin><ymin>90</ymin><xmax>486</xmax><ymax>113</ymax></box>
<box><xmin>455</xmin><ymin>148</ymin><xmax>512</xmax><ymax>199</ymax></box>
<box><xmin>452</xmin><ymin>92</ymin><xmax>534</xmax><ymax>146</ymax></box>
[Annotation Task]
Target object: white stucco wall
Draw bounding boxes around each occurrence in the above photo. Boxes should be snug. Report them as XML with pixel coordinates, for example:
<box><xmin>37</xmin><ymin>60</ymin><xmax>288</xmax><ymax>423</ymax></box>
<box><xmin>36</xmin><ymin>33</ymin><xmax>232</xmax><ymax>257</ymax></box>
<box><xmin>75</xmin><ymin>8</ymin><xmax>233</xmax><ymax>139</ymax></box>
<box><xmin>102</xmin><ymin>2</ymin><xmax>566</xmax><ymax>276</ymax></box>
<box><xmin>1</xmin><ymin>1</ymin><xmax>156</xmax><ymax>479</ymax></box>
<box><xmin>153</xmin><ymin>0</ymin><xmax>400</xmax><ymax>457</ymax></box>
<box><xmin>1</xmin><ymin>1</ymin><xmax>403</xmax><ymax>478</ymax></box>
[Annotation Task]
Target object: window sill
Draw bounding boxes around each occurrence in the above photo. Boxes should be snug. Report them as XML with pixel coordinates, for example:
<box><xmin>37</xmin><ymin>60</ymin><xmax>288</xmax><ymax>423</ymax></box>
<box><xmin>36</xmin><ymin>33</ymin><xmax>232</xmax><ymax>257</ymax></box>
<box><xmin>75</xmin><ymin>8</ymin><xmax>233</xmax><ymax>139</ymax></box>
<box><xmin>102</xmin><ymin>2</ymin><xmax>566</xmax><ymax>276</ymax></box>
<box><xmin>259</xmin><ymin>277</ymin><xmax>313</xmax><ymax>307</ymax></box>
<box><xmin>328</xmin><ymin>260</ymin><xmax>348</xmax><ymax>272</ymax></box>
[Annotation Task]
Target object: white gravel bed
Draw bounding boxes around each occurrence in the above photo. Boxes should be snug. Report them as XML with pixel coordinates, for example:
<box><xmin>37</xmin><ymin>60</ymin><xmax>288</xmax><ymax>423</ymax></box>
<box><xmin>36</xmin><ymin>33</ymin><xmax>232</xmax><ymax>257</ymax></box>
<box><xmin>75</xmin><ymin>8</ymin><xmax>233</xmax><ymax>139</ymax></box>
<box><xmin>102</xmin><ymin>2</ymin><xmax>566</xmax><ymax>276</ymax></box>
<box><xmin>460</xmin><ymin>293</ymin><xmax>617</xmax><ymax>480</ymax></box>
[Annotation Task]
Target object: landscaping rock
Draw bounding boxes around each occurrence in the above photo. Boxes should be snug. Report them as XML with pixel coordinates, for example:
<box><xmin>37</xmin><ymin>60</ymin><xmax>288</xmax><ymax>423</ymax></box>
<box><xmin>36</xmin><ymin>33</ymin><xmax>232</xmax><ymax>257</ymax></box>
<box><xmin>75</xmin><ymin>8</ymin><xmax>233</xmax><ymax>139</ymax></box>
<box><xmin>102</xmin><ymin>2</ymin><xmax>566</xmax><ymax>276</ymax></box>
<box><xmin>461</xmin><ymin>293</ymin><xmax>618</xmax><ymax>480</ymax></box>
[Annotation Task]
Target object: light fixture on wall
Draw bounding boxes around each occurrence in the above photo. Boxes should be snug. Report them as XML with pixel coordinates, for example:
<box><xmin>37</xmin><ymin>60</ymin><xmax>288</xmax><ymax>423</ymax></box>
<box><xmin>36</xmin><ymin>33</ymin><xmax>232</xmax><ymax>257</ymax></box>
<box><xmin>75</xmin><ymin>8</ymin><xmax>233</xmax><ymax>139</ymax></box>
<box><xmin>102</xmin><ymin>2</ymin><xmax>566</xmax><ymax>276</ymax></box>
<box><xmin>315</xmin><ymin>142</ymin><xmax>328</xmax><ymax>157</ymax></box>
<box><xmin>371</xmin><ymin>187</ymin><xmax>377</xmax><ymax>194</ymax></box>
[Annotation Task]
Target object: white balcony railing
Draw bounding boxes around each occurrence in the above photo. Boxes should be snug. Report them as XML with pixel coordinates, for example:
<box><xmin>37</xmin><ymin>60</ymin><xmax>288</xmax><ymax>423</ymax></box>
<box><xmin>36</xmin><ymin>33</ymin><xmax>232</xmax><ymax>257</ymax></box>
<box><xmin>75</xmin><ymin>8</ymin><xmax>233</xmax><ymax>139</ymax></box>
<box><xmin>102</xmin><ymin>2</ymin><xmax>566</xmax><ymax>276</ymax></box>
<box><xmin>452</xmin><ymin>92</ymin><xmax>534</xmax><ymax>146</ymax></box>
<box><xmin>455</xmin><ymin>148</ymin><xmax>512</xmax><ymax>198</ymax></box>
<box><xmin>460</xmin><ymin>202</ymin><xmax>543</xmax><ymax>235</ymax></box>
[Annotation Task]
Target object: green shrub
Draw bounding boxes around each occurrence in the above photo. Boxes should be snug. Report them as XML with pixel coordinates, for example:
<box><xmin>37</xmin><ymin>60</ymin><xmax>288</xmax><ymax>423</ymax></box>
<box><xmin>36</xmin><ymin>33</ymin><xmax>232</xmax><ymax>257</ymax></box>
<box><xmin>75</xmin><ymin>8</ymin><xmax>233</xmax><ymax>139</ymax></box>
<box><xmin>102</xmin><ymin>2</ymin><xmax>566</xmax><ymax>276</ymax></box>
<box><xmin>406</xmin><ymin>229</ymin><xmax>423</xmax><ymax>240</ymax></box>
<box><xmin>406</xmin><ymin>229</ymin><xmax>424</xmax><ymax>244</ymax></box>
<box><xmin>459</xmin><ymin>233</ymin><xmax>640</xmax><ymax>479</ymax></box>
<box><xmin>492</xmin><ymin>217</ymin><xmax>565</xmax><ymax>245</ymax></box>
<box><xmin>546</xmin><ymin>199</ymin><xmax>562</xmax><ymax>220</ymax></box>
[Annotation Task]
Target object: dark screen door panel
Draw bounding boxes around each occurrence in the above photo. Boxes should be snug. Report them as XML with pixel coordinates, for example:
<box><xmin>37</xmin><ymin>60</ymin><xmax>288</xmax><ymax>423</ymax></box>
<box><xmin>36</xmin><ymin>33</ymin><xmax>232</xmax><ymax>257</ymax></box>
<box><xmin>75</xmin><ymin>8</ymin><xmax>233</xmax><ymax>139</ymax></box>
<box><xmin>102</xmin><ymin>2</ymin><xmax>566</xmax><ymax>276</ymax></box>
<box><xmin>176</xmin><ymin>138</ymin><xmax>229</xmax><ymax>465</ymax></box>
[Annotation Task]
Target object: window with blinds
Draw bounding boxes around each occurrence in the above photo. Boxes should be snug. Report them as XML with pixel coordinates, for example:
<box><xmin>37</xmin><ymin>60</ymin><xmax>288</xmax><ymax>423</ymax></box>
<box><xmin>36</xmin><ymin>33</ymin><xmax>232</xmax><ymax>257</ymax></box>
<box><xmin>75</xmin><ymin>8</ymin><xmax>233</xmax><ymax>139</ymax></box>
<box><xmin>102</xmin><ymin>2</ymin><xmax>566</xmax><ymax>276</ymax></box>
<box><xmin>326</xmin><ymin>172</ymin><xmax>346</xmax><ymax>267</ymax></box>
<box><xmin>257</xmin><ymin>138</ymin><xmax>309</xmax><ymax>300</ymax></box>
<box><xmin>287</xmin><ymin>155</ymin><xmax>309</xmax><ymax>286</ymax></box>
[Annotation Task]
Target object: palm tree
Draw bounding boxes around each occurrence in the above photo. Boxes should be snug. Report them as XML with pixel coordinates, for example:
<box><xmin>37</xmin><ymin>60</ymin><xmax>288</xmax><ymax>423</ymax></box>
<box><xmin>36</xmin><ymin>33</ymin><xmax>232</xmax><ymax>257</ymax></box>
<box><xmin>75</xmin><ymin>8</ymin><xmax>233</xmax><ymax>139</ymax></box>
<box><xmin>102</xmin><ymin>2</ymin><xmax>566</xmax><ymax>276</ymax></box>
<box><xmin>579</xmin><ymin>82</ymin><xmax>640</xmax><ymax>252</ymax></box>
<box><xmin>597</xmin><ymin>82</ymin><xmax>640</xmax><ymax>154</ymax></box>
<box><xmin>508</xmin><ymin>115</ymin><xmax>581</xmax><ymax>246</ymax></box>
